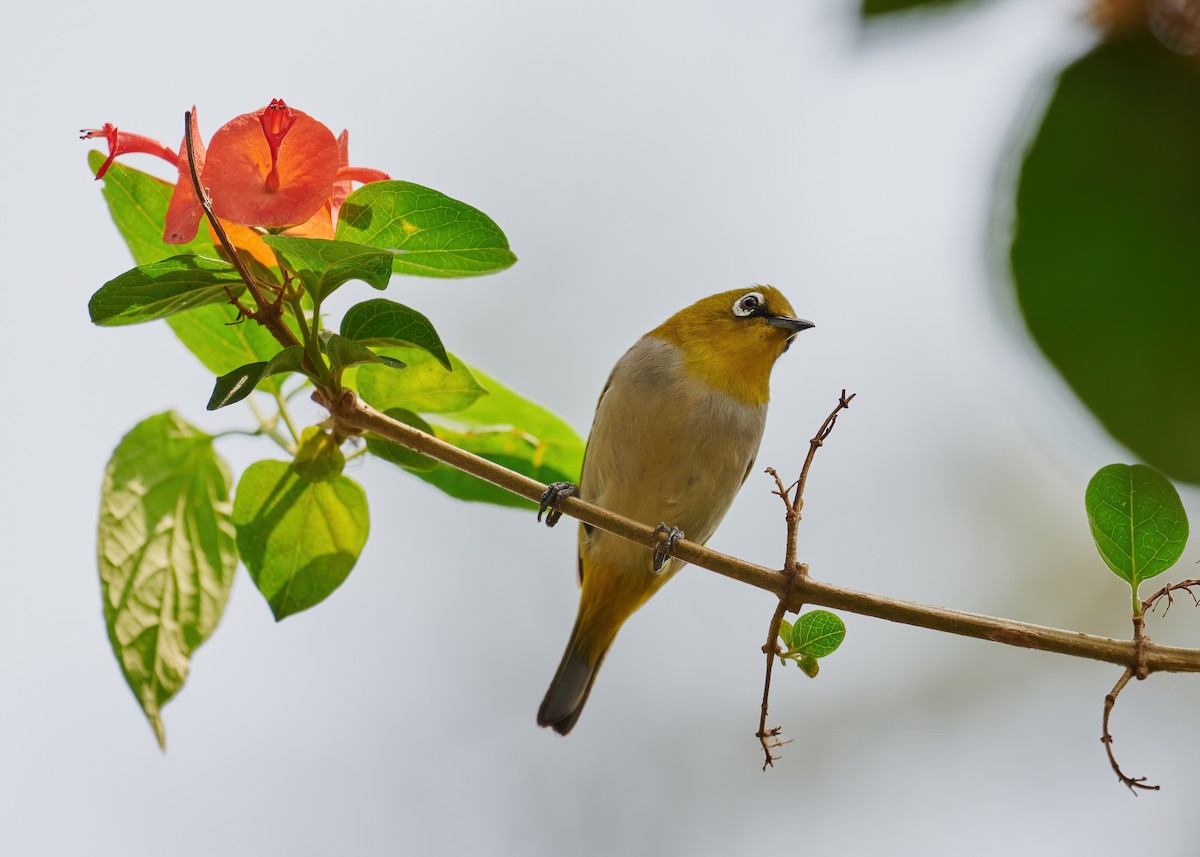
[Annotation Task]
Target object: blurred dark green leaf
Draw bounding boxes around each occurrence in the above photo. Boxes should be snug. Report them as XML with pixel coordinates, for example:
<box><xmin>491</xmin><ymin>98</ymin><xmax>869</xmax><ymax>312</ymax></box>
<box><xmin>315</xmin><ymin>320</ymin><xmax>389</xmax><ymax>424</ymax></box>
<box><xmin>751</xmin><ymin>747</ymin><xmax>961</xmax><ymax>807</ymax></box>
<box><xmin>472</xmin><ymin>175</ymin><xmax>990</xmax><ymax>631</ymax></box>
<box><xmin>98</xmin><ymin>412</ymin><xmax>236</xmax><ymax>747</ymax></box>
<box><xmin>340</xmin><ymin>299</ymin><xmax>451</xmax><ymax>370</ymax></box>
<box><xmin>336</xmin><ymin>180</ymin><xmax>517</xmax><ymax>278</ymax></box>
<box><xmin>262</xmin><ymin>236</ymin><xmax>392</xmax><ymax>302</ymax></box>
<box><xmin>778</xmin><ymin>618</ymin><xmax>794</xmax><ymax>649</ymax></box>
<box><xmin>1011</xmin><ymin>35</ymin><xmax>1200</xmax><ymax>483</ymax></box>
<box><xmin>1084</xmin><ymin>463</ymin><xmax>1188</xmax><ymax>590</ymax></box>
<box><xmin>232</xmin><ymin>460</ymin><xmax>369</xmax><ymax>620</ymax></box>
<box><xmin>860</xmin><ymin>0</ymin><xmax>983</xmax><ymax>17</ymax></box>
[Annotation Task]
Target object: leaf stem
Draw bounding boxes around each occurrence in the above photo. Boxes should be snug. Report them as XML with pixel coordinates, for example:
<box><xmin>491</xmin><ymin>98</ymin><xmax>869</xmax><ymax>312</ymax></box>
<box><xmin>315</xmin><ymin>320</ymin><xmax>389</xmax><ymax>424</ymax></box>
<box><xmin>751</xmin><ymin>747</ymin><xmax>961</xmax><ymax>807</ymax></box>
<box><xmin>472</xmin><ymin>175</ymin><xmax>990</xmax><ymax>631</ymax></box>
<box><xmin>271</xmin><ymin>390</ymin><xmax>301</xmax><ymax>445</ymax></box>
<box><xmin>286</xmin><ymin>292</ymin><xmax>333</xmax><ymax>391</ymax></box>
<box><xmin>246</xmin><ymin>397</ymin><xmax>295</xmax><ymax>452</ymax></box>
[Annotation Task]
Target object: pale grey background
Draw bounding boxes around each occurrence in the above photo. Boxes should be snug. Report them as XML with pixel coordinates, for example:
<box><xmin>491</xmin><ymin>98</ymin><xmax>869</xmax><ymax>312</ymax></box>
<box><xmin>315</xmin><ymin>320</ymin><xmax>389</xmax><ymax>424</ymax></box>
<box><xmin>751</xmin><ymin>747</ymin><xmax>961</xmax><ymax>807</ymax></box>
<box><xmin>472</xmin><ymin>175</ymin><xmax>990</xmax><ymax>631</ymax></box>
<box><xmin>3</xmin><ymin>0</ymin><xmax>1195</xmax><ymax>855</ymax></box>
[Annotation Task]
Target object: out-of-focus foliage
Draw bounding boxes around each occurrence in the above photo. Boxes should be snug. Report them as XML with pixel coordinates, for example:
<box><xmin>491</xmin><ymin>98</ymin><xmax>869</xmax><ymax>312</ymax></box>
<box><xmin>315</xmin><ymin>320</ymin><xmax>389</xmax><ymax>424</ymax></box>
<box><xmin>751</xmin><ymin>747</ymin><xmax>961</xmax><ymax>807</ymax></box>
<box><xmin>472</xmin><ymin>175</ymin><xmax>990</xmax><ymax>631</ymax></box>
<box><xmin>864</xmin><ymin>2</ymin><xmax>1200</xmax><ymax>482</ymax></box>
<box><xmin>860</xmin><ymin>0</ymin><xmax>984</xmax><ymax>19</ymax></box>
<box><xmin>1011</xmin><ymin>33</ymin><xmax>1200</xmax><ymax>483</ymax></box>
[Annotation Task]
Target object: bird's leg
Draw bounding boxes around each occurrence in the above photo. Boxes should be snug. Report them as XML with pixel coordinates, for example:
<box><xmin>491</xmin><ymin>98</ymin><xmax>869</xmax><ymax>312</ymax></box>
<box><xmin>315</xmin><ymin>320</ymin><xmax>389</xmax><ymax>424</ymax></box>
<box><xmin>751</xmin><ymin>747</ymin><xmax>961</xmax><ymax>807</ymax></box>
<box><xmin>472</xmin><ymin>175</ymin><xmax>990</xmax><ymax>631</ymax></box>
<box><xmin>537</xmin><ymin>482</ymin><xmax>579</xmax><ymax>527</ymax></box>
<box><xmin>651</xmin><ymin>523</ymin><xmax>685</xmax><ymax>573</ymax></box>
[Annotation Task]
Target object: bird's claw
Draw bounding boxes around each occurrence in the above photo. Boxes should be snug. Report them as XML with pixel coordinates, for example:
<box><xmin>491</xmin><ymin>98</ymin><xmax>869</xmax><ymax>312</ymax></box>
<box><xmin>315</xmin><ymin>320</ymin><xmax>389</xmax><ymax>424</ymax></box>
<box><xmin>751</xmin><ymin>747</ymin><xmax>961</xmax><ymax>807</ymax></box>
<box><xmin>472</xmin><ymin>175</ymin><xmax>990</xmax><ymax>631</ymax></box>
<box><xmin>538</xmin><ymin>482</ymin><xmax>579</xmax><ymax>527</ymax></box>
<box><xmin>651</xmin><ymin>524</ymin><xmax>684</xmax><ymax>573</ymax></box>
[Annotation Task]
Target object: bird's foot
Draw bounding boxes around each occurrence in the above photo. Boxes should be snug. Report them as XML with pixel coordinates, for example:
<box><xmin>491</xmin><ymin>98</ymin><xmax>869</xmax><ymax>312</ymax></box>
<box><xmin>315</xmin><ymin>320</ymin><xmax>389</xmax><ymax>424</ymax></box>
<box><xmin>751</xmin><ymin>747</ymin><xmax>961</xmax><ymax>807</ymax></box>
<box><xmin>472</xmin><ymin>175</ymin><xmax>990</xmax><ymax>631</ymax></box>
<box><xmin>537</xmin><ymin>482</ymin><xmax>579</xmax><ymax>527</ymax></box>
<box><xmin>651</xmin><ymin>523</ymin><xmax>685</xmax><ymax>573</ymax></box>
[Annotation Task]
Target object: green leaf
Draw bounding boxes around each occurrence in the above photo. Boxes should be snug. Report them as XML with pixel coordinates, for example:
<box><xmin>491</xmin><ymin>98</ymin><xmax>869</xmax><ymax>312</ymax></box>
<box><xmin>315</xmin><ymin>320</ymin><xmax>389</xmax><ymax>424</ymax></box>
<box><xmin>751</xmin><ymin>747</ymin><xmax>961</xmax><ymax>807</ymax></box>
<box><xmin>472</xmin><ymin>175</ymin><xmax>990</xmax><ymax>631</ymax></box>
<box><xmin>356</xmin><ymin>353</ymin><xmax>584</xmax><ymax>509</ymax></box>
<box><xmin>87</xmin><ymin>151</ymin><xmax>217</xmax><ymax>266</ymax></box>
<box><xmin>1011</xmin><ymin>34</ymin><xmax>1200</xmax><ymax>484</ymax></box>
<box><xmin>366</xmin><ymin>409</ymin><xmax>439</xmax><ymax>472</ymax></box>
<box><xmin>206</xmin><ymin>346</ymin><xmax>306</xmax><ymax>410</ymax></box>
<box><xmin>292</xmin><ymin>427</ymin><xmax>346</xmax><ymax>482</ymax></box>
<box><xmin>336</xmin><ymin>180</ymin><xmax>517</xmax><ymax>278</ymax></box>
<box><xmin>166</xmin><ymin>303</ymin><xmax>292</xmax><ymax>394</ymax></box>
<box><xmin>261</xmin><ymin>235</ymin><xmax>392</xmax><ymax>303</ymax></box>
<box><xmin>436</xmin><ymin>367</ymin><xmax>584</xmax><ymax>467</ymax></box>
<box><xmin>778</xmin><ymin>618</ymin><xmax>794</xmax><ymax>649</ymax></box>
<box><xmin>98</xmin><ymin>412</ymin><xmax>237</xmax><ymax>747</ymax></box>
<box><xmin>87</xmin><ymin>153</ymin><xmax>294</xmax><ymax>385</ymax></box>
<box><xmin>792</xmin><ymin>610</ymin><xmax>846</xmax><ymax>659</ymax></box>
<box><xmin>797</xmin><ymin>656</ymin><xmax>820</xmax><ymax>678</ymax></box>
<box><xmin>410</xmin><ymin>423</ymin><xmax>579</xmax><ymax>509</ymax></box>
<box><xmin>89</xmin><ymin>255</ymin><xmax>245</xmax><ymax>326</ymax></box>
<box><xmin>321</xmin><ymin>332</ymin><xmax>402</xmax><ymax>375</ymax></box>
<box><xmin>232</xmin><ymin>460</ymin><xmax>369</xmax><ymax>620</ymax></box>
<box><xmin>1085</xmin><ymin>463</ymin><xmax>1189</xmax><ymax>589</ymax></box>
<box><xmin>405</xmin><ymin>367</ymin><xmax>584</xmax><ymax>508</ymax></box>
<box><xmin>357</xmin><ymin>347</ymin><xmax>487</xmax><ymax>413</ymax></box>
<box><xmin>340</xmin><ymin>298</ymin><xmax>451</xmax><ymax>370</ymax></box>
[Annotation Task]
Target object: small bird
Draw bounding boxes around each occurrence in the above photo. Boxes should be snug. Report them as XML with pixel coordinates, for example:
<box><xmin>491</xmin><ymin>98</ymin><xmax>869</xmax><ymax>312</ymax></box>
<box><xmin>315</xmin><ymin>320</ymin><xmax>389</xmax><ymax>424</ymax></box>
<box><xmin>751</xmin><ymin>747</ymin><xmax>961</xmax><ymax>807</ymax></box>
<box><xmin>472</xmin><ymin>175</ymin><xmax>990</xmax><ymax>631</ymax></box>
<box><xmin>537</xmin><ymin>286</ymin><xmax>813</xmax><ymax>734</ymax></box>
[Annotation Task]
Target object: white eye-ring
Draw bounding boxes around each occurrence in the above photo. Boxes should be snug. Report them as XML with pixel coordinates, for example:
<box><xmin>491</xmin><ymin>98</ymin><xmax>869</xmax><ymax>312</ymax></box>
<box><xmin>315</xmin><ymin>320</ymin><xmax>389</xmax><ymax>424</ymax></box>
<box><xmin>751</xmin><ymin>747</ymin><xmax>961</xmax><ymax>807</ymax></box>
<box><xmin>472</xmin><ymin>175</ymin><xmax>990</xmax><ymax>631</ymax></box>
<box><xmin>732</xmin><ymin>291</ymin><xmax>764</xmax><ymax>318</ymax></box>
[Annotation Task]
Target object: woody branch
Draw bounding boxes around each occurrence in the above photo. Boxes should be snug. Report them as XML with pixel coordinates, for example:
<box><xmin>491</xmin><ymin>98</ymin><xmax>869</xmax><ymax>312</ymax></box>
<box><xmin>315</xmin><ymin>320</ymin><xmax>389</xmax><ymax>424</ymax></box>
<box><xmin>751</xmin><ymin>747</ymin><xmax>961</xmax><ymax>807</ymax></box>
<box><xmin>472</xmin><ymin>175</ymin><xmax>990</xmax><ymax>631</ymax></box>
<box><xmin>319</xmin><ymin>388</ymin><xmax>1200</xmax><ymax>677</ymax></box>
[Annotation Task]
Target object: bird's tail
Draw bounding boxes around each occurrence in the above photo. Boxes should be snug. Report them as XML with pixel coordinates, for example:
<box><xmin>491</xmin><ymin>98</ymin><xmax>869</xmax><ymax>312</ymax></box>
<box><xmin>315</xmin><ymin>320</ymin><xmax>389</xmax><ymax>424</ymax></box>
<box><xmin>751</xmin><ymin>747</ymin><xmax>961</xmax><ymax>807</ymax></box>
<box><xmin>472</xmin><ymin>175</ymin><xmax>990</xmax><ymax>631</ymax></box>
<box><xmin>540</xmin><ymin>556</ymin><xmax>662</xmax><ymax>734</ymax></box>
<box><xmin>537</xmin><ymin>616</ymin><xmax>611</xmax><ymax>736</ymax></box>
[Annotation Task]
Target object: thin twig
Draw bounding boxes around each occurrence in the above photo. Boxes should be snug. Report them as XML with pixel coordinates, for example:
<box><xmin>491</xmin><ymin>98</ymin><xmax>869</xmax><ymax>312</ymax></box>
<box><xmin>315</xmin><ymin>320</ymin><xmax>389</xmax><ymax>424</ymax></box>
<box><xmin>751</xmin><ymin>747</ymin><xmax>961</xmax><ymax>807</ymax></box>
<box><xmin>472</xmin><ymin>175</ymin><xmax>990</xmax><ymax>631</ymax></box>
<box><xmin>1096</xmin><ymin>611</ymin><xmax>1158</xmax><ymax>790</ymax></box>
<box><xmin>1101</xmin><ymin>668</ymin><xmax>1159</xmax><ymax>793</ymax></box>
<box><xmin>322</xmin><ymin>389</ymin><xmax>1200</xmax><ymax>676</ymax></box>
<box><xmin>790</xmin><ymin>390</ymin><xmax>855</xmax><ymax>520</ymax></box>
<box><xmin>1142</xmin><ymin>579</ymin><xmax>1200</xmax><ymax>617</ymax></box>
<box><xmin>756</xmin><ymin>597</ymin><xmax>793</xmax><ymax>770</ymax></box>
<box><xmin>754</xmin><ymin>391</ymin><xmax>855</xmax><ymax>768</ymax></box>
<box><xmin>765</xmin><ymin>466</ymin><xmax>800</xmax><ymax>574</ymax></box>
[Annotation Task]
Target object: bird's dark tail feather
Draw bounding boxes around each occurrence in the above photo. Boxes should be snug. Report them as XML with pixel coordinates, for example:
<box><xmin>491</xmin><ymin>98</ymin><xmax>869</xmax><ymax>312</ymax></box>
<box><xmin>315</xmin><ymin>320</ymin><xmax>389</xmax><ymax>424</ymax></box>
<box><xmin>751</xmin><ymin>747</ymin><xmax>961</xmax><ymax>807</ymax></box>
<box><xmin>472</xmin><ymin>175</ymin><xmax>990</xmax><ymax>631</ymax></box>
<box><xmin>537</xmin><ymin>621</ymin><xmax>607</xmax><ymax>735</ymax></box>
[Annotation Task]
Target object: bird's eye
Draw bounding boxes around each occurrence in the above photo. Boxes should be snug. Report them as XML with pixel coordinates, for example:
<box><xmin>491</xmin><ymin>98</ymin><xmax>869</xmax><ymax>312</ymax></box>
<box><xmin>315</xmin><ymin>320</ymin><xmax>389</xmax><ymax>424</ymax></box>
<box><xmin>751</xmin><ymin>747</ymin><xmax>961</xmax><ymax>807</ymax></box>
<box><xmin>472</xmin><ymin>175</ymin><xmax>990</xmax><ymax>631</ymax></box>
<box><xmin>732</xmin><ymin>292</ymin><xmax>764</xmax><ymax>318</ymax></box>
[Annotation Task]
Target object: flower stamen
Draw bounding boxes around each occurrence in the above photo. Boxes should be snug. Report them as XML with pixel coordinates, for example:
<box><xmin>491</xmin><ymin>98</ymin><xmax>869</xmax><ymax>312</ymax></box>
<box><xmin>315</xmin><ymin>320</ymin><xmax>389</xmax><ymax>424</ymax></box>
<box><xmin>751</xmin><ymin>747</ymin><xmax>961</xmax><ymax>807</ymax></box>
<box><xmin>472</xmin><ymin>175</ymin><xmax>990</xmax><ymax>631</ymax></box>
<box><xmin>259</xmin><ymin>99</ymin><xmax>297</xmax><ymax>194</ymax></box>
<box><xmin>80</xmin><ymin>123</ymin><xmax>179</xmax><ymax>180</ymax></box>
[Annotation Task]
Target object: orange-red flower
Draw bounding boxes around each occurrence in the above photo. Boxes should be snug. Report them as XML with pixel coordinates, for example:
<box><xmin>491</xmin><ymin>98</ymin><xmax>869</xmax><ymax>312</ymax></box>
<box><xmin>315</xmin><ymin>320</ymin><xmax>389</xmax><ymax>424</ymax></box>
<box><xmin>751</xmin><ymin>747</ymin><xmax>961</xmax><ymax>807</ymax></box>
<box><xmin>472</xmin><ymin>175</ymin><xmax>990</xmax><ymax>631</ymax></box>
<box><xmin>204</xmin><ymin>99</ymin><xmax>339</xmax><ymax>229</ymax></box>
<box><xmin>83</xmin><ymin>100</ymin><xmax>389</xmax><ymax>245</ymax></box>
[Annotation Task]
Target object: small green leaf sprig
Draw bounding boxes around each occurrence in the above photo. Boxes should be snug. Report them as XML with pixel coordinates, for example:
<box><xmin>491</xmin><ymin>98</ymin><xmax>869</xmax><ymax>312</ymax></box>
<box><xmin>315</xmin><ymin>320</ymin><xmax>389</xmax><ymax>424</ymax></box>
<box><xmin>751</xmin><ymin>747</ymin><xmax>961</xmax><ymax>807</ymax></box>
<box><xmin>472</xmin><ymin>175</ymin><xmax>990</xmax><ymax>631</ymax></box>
<box><xmin>1084</xmin><ymin>462</ymin><xmax>1193</xmax><ymax>792</ymax></box>
<box><xmin>776</xmin><ymin>611</ymin><xmax>846</xmax><ymax>678</ymax></box>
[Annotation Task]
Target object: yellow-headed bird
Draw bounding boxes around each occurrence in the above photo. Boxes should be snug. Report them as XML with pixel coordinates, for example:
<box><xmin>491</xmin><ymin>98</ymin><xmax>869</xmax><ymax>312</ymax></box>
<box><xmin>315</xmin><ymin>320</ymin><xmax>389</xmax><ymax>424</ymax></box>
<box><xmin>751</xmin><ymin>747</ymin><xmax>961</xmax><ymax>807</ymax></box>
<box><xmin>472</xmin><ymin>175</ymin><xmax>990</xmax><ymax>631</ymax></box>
<box><xmin>537</xmin><ymin>286</ymin><xmax>813</xmax><ymax>734</ymax></box>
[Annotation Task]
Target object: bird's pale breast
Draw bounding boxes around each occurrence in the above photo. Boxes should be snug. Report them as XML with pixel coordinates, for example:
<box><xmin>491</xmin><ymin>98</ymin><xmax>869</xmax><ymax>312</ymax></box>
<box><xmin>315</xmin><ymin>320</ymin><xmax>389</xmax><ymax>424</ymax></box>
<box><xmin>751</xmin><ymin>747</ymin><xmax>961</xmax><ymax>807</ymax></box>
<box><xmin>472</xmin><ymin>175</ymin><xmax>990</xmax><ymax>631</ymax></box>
<box><xmin>579</xmin><ymin>336</ymin><xmax>768</xmax><ymax>581</ymax></box>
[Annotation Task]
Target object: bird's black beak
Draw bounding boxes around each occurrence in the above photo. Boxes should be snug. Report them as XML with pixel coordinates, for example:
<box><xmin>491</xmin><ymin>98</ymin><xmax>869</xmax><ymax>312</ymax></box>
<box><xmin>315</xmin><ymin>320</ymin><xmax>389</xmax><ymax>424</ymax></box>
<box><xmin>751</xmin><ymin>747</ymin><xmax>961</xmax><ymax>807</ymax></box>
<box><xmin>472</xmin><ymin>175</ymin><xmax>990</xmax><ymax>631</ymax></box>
<box><xmin>767</xmin><ymin>315</ymin><xmax>815</xmax><ymax>333</ymax></box>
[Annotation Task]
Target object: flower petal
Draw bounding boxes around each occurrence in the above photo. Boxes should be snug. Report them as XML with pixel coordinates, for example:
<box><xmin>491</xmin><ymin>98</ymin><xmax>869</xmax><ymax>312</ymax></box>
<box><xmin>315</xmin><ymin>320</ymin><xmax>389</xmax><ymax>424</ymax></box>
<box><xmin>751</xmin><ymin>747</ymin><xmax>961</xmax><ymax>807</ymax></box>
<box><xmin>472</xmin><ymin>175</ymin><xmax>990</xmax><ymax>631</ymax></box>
<box><xmin>204</xmin><ymin>106</ymin><xmax>339</xmax><ymax>228</ymax></box>
<box><xmin>164</xmin><ymin>109</ymin><xmax>206</xmax><ymax>244</ymax></box>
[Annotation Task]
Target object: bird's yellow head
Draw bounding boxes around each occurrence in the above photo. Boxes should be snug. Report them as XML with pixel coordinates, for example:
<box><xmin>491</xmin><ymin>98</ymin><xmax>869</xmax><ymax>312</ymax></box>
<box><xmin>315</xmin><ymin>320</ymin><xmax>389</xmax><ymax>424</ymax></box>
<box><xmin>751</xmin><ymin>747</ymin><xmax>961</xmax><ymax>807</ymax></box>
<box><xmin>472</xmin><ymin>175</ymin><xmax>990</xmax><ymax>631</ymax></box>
<box><xmin>648</xmin><ymin>286</ymin><xmax>813</xmax><ymax>407</ymax></box>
